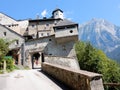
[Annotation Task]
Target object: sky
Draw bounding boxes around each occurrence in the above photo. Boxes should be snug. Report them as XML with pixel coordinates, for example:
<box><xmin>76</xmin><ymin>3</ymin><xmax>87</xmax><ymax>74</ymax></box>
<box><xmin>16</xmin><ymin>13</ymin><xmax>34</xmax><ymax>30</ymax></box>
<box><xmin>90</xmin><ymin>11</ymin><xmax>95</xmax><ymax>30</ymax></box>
<box><xmin>0</xmin><ymin>0</ymin><xmax>120</xmax><ymax>26</ymax></box>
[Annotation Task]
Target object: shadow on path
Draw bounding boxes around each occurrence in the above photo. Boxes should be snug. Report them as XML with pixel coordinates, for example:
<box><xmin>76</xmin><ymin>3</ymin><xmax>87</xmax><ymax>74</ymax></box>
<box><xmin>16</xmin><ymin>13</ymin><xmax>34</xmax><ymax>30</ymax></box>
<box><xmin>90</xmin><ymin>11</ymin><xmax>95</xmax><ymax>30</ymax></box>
<box><xmin>37</xmin><ymin>70</ymin><xmax>71</xmax><ymax>90</ymax></box>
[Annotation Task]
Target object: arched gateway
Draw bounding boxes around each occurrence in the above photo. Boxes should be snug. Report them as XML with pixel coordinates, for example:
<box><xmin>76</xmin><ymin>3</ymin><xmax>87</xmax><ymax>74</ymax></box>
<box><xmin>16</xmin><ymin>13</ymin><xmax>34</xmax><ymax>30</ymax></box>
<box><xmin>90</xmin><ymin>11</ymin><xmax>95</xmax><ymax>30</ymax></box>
<box><xmin>31</xmin><ymin>52</ymin><xmax>41</xmax><ymax>69</ymax></box>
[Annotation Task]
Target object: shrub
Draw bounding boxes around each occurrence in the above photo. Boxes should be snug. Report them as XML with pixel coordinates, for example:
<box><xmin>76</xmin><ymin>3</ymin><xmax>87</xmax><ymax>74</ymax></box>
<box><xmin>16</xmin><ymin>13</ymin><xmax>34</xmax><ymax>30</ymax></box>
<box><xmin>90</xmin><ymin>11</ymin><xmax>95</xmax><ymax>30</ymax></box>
<box><xmin>0</xmin><ymin>57</ymin><xmax>15</xmax><ymax>73</ymax></box>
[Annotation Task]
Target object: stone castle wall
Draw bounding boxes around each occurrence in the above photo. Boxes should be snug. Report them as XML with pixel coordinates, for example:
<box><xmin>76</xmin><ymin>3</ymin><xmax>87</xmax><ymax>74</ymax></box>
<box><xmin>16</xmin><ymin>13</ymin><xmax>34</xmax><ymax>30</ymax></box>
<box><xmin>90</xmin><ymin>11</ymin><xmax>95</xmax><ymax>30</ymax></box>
<box><xmin>45</xmin><ymin>56</ymin><xmax>80</xmax><ymax>70</ymax></box>
<box><xmin>24</xmin><ymin>35</ymin><xmax>78</xmax><ymax>68</ymax></box>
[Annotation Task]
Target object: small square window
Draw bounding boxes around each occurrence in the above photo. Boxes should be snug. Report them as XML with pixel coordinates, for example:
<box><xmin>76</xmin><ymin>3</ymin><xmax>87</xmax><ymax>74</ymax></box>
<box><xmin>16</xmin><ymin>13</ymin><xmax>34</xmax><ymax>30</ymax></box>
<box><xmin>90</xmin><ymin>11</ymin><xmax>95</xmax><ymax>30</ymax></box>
<box><xmin>47</xmin><ymin>33</ymin><xmax>49</xmax><ymax>36</ymax></box>
<box><xmin>46</xmin><ymin>24</ymin><xmax>49</xmax><ymax>26</ymax></box>
<box><xmin>32</xmin><ymin>25</ymin><xmax>35</xmax><ymax>27</ymax></box>
<box><xmin>49</xmin><ymin>39</ymin><xmax>52</xmax><ymax>41</ymax></box>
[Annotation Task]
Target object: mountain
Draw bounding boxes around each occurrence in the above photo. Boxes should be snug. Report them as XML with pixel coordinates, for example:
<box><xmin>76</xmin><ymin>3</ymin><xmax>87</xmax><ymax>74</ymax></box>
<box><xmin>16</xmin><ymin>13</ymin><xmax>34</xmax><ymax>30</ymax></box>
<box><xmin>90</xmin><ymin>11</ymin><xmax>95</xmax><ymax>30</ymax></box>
<box><xmin>79</xmin><ymin>18</ymin><xmax>120</xmax><ymax>62</ymax></box>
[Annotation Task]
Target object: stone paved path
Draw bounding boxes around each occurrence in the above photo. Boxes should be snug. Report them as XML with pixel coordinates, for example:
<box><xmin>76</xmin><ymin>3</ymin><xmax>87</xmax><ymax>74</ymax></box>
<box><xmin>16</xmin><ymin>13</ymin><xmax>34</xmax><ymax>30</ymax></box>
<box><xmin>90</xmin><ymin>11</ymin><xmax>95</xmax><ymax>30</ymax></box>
<box><xmin>0</xmin><ymin>70</ymin><xmax>69</xmax><ymax>90</ymax></box>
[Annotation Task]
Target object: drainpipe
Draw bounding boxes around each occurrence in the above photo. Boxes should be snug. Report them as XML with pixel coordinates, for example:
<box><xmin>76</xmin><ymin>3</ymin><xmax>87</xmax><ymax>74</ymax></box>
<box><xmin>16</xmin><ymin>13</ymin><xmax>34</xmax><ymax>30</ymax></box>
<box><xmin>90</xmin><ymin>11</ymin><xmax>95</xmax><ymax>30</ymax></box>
<box><xmin>36</xmin><ymin>20</ymin><xmax>39</xmax><ymax>39</ymax></box>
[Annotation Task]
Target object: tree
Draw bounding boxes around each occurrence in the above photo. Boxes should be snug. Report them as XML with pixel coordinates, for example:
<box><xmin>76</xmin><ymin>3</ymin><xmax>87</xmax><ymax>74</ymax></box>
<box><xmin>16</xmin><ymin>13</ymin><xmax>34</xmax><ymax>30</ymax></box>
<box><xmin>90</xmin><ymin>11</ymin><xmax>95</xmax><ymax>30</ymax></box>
<box><xmin>0</xmin><ymin>38</ymin><xmax>16</xmax><ymax>59</ymax></box>
<box><xmin>75</xmin><ymin>41</ymin><xmax>120</xmax><ymax>90</ymax></box>
<box><xmin>0</xmin><ymin>39</ymin><xmax>9</xmax><ymax>60</ymax></box>
<box><xmin>0</xmin><ymin>38</ymin><xmax>15</xmax><ymax>73</ymax></box>
<box><xmin>75</xmin><ymin>41</ymin><xmax>86</xmax><ymax>61</ymax></box>
<box><xmin>75</xmin><ymin>41</ymin><xmax>100</xmax><ymax>72</ymax></box>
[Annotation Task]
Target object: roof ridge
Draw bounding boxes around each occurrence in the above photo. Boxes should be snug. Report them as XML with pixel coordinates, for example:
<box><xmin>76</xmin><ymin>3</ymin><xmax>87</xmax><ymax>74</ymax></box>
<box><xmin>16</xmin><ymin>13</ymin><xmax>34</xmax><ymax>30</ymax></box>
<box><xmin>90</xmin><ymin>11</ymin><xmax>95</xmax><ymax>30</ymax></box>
<box><xmin>0</xmin><ymin>24</ymin><xmax>24</xmax><ymax>39</ymax></box>
<box><xmin>0</xmin><ymin>12</ymin><xmax>17</xmax><ymax>21</ymax></box>
<box><xmin>54</xmin><ymin>19</ymin><xmax>78</xmax><ymax>27</ymax></box>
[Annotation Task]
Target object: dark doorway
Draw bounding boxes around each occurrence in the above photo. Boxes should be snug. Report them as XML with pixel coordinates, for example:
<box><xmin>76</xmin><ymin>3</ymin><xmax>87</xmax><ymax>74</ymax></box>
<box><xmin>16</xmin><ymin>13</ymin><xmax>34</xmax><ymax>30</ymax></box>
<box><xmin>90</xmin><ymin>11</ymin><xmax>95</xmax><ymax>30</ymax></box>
<box><xmin>32</xmin><ymin>52</ymin><xmax>41</xmax><ymax>69</ymax></box>
<box><xmin>6</xmin><ymin>49</ymin><xmax>19</xmax><ymax>65</ymax></box>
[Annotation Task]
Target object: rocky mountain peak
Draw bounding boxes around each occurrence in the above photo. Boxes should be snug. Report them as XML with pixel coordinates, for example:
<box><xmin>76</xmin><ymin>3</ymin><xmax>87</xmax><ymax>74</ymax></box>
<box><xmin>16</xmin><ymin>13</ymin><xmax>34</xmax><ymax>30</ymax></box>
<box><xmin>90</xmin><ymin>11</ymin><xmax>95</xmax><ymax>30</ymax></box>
<box><xmin>79</xmin><ymin>18</ymin><xmax>120</xmax><ymax>62</ymax></box>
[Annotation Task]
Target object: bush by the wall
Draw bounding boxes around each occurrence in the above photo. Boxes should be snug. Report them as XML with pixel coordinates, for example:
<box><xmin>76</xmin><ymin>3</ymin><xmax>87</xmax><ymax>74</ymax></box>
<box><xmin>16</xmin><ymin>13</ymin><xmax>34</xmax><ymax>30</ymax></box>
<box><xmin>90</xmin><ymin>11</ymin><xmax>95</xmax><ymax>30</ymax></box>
<box><xmin>0</xmin><ymin>57</ymin><xmax>14</xmax><ymax>73</ymax></box>
<box><xmin>5</xmin><ymin>57</ymin><xmax>14</xmax><ymax>72</ymax></box>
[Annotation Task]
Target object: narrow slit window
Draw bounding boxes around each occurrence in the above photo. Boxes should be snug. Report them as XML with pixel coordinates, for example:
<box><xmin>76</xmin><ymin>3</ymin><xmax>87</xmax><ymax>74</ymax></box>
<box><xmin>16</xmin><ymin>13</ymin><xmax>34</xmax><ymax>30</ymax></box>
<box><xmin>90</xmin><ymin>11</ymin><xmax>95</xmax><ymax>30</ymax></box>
<box><xmin>47</xmin><ymin>33</ymin><xmax>49</xmax><ymax>36</ymax></box>
<box><xmin>15</xmin><ymin>40</ymin><xmax>19</xmax><ymax>45</ymax></box>
<box><xmin>41</xmin><ymin>33</ymin><xmax>43</xmax><ymax>36</ymax></box>
<box><xmin>3</xmin><ymin>32</ymin><xmax>6</xmax><ymax>36</ymax></box>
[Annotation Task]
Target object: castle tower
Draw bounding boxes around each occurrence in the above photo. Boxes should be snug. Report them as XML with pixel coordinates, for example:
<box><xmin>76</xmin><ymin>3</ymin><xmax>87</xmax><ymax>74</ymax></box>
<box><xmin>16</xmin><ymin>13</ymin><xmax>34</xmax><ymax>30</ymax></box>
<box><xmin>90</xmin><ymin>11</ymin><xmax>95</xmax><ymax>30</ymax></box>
<box><xmin>52</xmin><ymin>8</ymin><xmax>64</xmax><ymax>19</ymax></box>
<box><xmin>54</xmin><ymin>19</ymin><xmax>78</xmax><ymax>44</ymax></box>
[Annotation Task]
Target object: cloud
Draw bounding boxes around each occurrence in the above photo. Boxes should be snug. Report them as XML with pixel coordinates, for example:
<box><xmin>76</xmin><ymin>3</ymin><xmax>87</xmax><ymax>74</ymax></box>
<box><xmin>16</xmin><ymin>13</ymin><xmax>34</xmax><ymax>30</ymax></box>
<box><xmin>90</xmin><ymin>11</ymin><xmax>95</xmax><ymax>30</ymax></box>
<box><xmin>41</xmin><ymin>9</ymin><xmax>47</xmax><ymax>17</ymax></box>
<box><xmin>64</xmin><ymin>11</ymin><xmax>73</xmax><ymax>20</ymax></box>
<box><xmin>67</xmin><ymin>18</ymin><xmax>72</xmax><ymax>20</ymax></box>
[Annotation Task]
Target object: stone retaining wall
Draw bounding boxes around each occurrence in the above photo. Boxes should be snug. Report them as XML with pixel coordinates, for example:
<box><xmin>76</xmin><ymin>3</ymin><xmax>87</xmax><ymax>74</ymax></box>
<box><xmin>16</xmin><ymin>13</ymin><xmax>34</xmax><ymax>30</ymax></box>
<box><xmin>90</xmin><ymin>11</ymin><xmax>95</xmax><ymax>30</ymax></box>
<box><xmin>42</xmin><ymin>62</ymin><xmax>104</xmax><ymax>90</ymax></box>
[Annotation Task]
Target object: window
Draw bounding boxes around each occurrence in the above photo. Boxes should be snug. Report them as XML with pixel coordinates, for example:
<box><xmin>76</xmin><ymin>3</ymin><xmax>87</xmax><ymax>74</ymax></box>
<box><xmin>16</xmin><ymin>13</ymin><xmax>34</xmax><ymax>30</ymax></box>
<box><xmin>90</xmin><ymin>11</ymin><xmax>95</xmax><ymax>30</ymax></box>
<box><xmin>54</xmin><ymin>21</ymin><xmax>57</xmax><ymax>25</ymax></box>
<box><xmin>3</xmin><ymin>32</ymin><xmax>6</xmax><ymax>36</ymax></box>
<box><xmin>46</xmin><ymin>23</ymin><xmax>49</xmax><ymax>26</ymax></box>
<box><xmin>49</xmin><ymin>39</ymin><xmax>52</xmax><ymax>41</ymax></box>
<box><xmin>26</xmin><ymin>28</ymin><xmax>28</xmax><ymax>31</ymax></box>
<box><xmin>62</xmin><ymin>45</ymin><xmax>66</xmax><ymax>50</ymax></box>
<box><xmin>47</xmin><ymin>33</ymin><xmax>49</xmax><ymax>36</ymax></box>
<box><xmin>49</xmin><ymin>54</ymin><xmax>52</xmax><ymax>56</ymax></box>
<box><xmin>15</xmin><ymin>40</ymin><xmax>19</xmax><ymax>45</ymax></box>
<box><xmin>41</xmin><ymin>33</ymin><xmax>43</xmax><ymax>36</ymax></box>
<box><xmin>32</xmin><ymin>25</ymin><xmax>35</xmax><ymax>27</ymax></box>
<box><xmin>70</xmin><ymin>30</ymin><xmax>73</xmax><ymax>33</ymax></box>
<box><xmin>67</xmin><ymin>25</ymin><xmax>75</xmax><ymax>29</ymax></box>
<box><xmin>44</xmin><ymin>26</ymin><xmax>46</xmax><ymax>29</ymax></box>
<box><xmin>56</xmin><ymin>27</ymin><xmax>65</xmax><ymax>30</ymax></box>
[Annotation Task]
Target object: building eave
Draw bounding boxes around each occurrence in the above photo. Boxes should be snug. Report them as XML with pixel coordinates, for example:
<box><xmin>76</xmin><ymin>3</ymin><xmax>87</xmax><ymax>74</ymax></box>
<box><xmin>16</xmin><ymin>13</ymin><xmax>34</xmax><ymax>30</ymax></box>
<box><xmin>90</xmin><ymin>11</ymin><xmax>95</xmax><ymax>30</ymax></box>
<box><xmin>0</xmin><ymin>24</ymin><xmax>24</xmax><ymax>39</ymax></box>
<box><xmin>52</xmin><ymin>8</ymin><xmax>63</xmax><ymax>15</ymax></box>
<box><xmin>25</xmin><ymin>35</ymin><xmax>55</xmax><ymax>42</ymax></box>
<box><xmin>29</xmin><ymin>18</ymin><xmax>61</xmax><ymax>22</ymax></box>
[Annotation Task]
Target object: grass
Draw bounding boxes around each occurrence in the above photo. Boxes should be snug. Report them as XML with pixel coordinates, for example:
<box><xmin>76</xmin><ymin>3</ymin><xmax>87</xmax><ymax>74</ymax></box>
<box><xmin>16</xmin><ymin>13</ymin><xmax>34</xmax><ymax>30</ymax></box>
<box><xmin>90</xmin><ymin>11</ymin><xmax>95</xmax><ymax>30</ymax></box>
<box><xmin>0</xmin><ymin>70</ymin><xmax>4</xmax><ymax>74</ymax></box>
<box><xmin>0</xmin><ymin>65</ymin><xmax>31</xmax><ymax>74</ymax></box>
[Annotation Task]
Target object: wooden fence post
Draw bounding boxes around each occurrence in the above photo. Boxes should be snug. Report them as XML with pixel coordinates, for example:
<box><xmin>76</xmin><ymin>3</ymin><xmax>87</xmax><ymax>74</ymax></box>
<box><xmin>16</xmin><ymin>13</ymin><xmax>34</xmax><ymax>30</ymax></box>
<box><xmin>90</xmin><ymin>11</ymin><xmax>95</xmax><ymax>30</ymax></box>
<box><xmin>3</xmin><ymin>60</ymin><xmax>6</xmax><ymax>73</ymax></box>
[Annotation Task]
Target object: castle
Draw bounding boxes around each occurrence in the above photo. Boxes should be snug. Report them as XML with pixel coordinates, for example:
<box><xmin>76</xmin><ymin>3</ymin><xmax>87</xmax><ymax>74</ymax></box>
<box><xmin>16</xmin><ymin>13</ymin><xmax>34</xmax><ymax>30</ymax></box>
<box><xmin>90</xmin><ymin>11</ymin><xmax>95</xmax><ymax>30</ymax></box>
<box><xmin>0</xmin><ymin>8</ymin><xmax>79</xmax><ymax>69</ymax></box>
<box><xmin>0</xmin><ymin>9</ymin><xmax>105</xmax><ymax>90</ymax></box>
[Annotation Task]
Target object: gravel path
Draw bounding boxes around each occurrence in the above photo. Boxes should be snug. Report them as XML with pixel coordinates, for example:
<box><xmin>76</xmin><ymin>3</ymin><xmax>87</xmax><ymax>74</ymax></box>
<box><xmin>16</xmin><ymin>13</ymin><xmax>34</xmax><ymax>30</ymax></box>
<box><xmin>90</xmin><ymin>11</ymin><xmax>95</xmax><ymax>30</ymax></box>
<box><xmin>0</xmin><ymin>70</ymin><xmax>69</xmax><ymax>90</ymax></box>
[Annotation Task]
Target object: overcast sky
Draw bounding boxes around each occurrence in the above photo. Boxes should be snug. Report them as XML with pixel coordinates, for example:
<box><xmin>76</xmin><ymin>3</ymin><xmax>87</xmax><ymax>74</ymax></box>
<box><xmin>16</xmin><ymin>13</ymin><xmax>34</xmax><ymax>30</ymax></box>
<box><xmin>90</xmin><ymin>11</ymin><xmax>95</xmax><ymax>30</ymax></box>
<box><xmin>0</xmin><ymin>0</ymin><xmax>120</xmax><ymax>25</ymax></box>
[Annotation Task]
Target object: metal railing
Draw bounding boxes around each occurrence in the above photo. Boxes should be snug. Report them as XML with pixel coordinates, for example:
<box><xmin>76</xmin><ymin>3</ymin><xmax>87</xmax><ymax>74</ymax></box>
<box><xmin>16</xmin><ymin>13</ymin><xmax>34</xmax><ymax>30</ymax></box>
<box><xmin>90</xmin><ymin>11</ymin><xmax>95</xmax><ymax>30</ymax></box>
<box><xmin>104</xmin><ymin>83</ymin><xmax>120</xmax><ymax>89</ymax></box>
